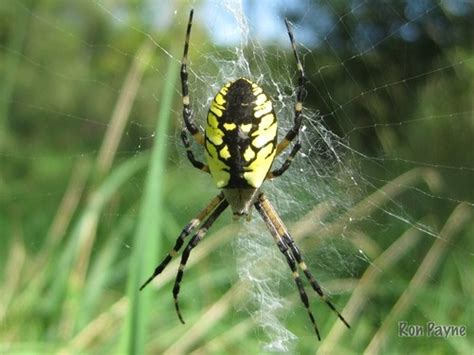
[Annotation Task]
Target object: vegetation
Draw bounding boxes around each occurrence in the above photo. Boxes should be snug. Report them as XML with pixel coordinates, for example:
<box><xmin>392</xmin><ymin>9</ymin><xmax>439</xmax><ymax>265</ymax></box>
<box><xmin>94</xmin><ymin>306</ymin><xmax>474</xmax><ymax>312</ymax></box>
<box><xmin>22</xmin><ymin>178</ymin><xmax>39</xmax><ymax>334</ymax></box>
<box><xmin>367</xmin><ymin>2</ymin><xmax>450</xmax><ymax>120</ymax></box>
<box><xmin>1</xmin><ymin>1</ymin><xmax>472</xmax><ymax>353</ymax></box>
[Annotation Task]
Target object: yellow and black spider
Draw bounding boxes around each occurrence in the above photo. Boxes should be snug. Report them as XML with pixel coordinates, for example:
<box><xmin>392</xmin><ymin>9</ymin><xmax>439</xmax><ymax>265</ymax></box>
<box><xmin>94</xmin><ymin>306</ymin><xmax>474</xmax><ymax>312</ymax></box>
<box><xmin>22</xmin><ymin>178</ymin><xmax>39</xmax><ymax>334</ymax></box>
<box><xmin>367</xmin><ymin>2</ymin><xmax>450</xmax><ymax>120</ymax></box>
<box><xmin>140</xmin><ymin>9</ymin><xmax>350</xmax><ymax>340</ymax></box>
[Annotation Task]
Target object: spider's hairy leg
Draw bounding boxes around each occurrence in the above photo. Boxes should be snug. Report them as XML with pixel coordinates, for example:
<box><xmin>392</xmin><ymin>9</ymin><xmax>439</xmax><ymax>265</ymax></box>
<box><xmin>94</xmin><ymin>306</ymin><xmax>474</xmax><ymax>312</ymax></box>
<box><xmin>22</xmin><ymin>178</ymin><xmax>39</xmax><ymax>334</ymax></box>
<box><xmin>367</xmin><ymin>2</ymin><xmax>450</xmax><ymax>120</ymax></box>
<box><xmin>266</xmin><ymin>140</ymin><xmax>301</xmax><ymax>179</ymax></box>
<box><xmin>282</xmin><ymin>234</ymin><xmax>351</xmax><ymax>329</ymax></box>
<box><xmin>139</xmin><ymin>193</ymin><xmax>225</xmax><ymax>291</ymax></box>
<box><xmin>276</xmin><ymin>19</ymin><xmax>305</xmax><ymax>157</ymax></box>
<box><xmin>181</xmin><ymin>8</ymin><xmax>205</xmax><ymax>146</ymax></box>
<box><xmin>181</xmin><ymin>130</ymin><xmax>209</xmax><ymax>172</ymax></box>
<box><xmin>258</xmin><ymin>194</ymin><xmax>351</xmax><ymax>330</ymax></box>
<box><xmin>173</xmin><ymin>198</ymin><xmax>229</xmax><ymax>324</ymax></box>
<box><xmin>255</xmin><ymin>193</ymin><xmax>322</xmax><ymax>340</ymax></box>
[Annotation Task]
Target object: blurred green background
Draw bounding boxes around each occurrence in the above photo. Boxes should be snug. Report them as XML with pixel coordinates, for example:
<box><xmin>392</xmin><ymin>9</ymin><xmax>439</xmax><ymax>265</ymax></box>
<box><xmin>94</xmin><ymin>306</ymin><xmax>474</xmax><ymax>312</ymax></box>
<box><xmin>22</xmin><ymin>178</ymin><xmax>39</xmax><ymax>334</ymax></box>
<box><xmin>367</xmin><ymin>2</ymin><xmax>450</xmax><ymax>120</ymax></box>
<box><xmin>1</xmin><ymin>0</ymin><xmax>473</xmax><ymax>354</ymax></box>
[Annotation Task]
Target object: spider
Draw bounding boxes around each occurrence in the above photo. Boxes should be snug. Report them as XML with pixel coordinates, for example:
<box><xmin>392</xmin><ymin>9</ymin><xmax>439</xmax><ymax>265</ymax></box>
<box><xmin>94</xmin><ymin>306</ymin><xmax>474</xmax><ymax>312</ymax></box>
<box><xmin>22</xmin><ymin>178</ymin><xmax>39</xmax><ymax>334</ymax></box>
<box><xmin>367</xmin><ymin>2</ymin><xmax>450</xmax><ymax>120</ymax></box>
<box><xmin>140</xmin><ymin>9</ymin><xmax>350</xmax><ymax>340</ymax></box>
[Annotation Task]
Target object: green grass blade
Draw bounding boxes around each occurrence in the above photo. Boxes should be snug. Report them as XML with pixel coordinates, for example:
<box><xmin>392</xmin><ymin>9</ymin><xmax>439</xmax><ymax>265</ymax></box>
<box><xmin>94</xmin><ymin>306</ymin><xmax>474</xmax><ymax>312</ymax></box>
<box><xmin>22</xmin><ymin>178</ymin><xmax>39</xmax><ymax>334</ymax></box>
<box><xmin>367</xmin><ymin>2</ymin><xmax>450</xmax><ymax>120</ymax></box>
<box><xmin>121</xmin><ymin>57</ymin><xmax>179</xmax><ymax>354</ymax></box>
<box><xmin>42</xmin><ymin>154</ymin><xmax>149</xmax><ymax>314</ymax></box>
<box><xmin>76</xmin><ymin>212</ymin><xmax>135</xmax><ymax>331</ymax></box>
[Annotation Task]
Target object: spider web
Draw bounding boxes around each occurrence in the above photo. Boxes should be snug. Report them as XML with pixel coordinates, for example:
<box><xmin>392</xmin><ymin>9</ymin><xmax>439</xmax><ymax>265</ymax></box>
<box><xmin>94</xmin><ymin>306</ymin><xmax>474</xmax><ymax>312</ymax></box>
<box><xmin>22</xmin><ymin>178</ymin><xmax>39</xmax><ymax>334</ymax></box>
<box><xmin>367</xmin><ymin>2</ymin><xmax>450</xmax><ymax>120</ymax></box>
<box><xmin>1</xmin><ymin>0</ymin><xmax>473</xmax><ymax>353</ymax></box>
<box><xmin>179</xmin><ymin>1</ymin><xmax>473</xmax><ymax>351</ymax></box>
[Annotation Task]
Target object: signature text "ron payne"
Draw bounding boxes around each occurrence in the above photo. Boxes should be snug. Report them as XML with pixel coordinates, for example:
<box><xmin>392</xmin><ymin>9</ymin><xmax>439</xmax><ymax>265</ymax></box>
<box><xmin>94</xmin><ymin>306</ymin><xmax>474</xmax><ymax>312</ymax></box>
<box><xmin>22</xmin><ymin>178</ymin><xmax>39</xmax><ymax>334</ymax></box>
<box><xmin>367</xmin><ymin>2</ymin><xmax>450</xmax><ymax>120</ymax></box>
<box><xmin>398</xmin><ymin>321</ymin><xmax>467</xmax><ymax>338</ymax></box>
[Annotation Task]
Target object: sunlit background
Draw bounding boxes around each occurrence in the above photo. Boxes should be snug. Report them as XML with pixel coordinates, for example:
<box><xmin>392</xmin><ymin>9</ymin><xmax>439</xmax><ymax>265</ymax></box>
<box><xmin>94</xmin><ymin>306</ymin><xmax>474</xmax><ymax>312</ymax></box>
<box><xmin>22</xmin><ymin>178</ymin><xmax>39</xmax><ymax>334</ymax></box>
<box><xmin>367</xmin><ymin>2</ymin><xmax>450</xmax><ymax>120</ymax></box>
<box><xmin>1</xmin><ymin>0</ymin><xmax>473</xmax><ymax>353</ymax></box>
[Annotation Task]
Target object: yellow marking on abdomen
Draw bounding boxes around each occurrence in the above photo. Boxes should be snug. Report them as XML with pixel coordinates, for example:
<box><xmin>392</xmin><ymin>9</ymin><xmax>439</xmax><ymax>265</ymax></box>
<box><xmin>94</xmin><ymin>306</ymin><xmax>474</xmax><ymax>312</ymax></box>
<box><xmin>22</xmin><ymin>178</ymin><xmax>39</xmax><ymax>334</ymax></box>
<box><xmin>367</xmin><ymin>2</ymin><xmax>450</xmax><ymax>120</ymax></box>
<box><xmin>255</xmin><ymin>93</ymin><xmax>267</xmax><ymax>105</ymax></box>
<box><xmin>210</xmin><ymin>102</ymin><xmax>223</xmax><ymax>117</ymax></box>
<box><xmin>254</xmin><ymin>100</ymin><xmax>272</xmax><ymax>118</ymax></box>
<box><xmin>208</xmin><ymin>112</ymin><xmax>219</xmax><ymax>128</ymax></box>
<box><xmin>220</xmin><ymin>88</ymin><xmax>228</xmax><ymax>95</ymax></box>
<box><xmin>252</xmin><ymin>122</ymin><xmax>277</xmax><ymax>148</ymax></box>
<box><xmin>215</xmin><ymin>93</ymin><xmax>226</xmax><ymax>105</ymax></box>
<box><xmin>219</xmin><ymin>145</ymin><xmax>230</xmax><ymax>159</ymax></box>
<box><xmin>244</xmin><ymin>143</ymin><xmax>276</xmax><ymax>188</ymax></box>
<box><xmin>223</xmin><ymin>122</ymin><xmax>237</xmax><ymax>131</ymax></box>
<box><xmin>206</xmin><ymin>141</ymin><xmax>218</xmax><ymax>158</ymax></box>
<box><xmin>205</xmin><ymin>142</ymin><xmax>230</xmax><ymax>187</ymax></box>
<box><xmin>259</xmin><ymin>113</ymin><xmax>275</xmax><ymax>130</ymax></box>
<box><xmin>240</xmin><ymin>123</ymin><xmax>252</xmax><ymax>133</ymax></box>
<box><xmin>243</xmin><ymin>146</ymin><xmax>256</xmax><ymax>161</ymax></box>
<box><xmin>252</xmin><ymin>86</ymin><xmax>263</xmax><ymax>95</ymax></box>
<box><xmin>205</xmin><ymin>125</ymin><xmax>224</xmax><ymax>145</ymax></box>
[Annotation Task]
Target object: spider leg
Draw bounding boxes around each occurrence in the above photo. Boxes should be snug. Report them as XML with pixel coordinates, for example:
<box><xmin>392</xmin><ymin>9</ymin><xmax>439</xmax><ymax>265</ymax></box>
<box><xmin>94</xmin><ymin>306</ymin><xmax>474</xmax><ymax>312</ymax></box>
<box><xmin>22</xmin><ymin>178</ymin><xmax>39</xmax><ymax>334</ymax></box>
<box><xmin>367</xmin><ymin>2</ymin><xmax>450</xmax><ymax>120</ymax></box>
<box><xmin>181</xmin><ymin>9</ymin><xmax>205</xmax><ymax>146</ymax></box>
<box><xmin>181</xmin><ymin>130</ymin><xmax>209</xmax><ymax>172</ymax></box>
<box><xmin>266</xmin><ymin>141</ymin><xmax>301</xmax><ymax>179</ymax></box>
<box><xmin>258</xmin><ymin>194</ymin><xmax>351</xmax><ymax>330</ymax></box>
<box><xmin>139</xmin><ymin>193</ymin><xmax>224</xmax><ymax>291</ymax></box>
<box><xmin>276</xmin><ymin>19</ymin><xmax>305</xmax><ymax>157</ymax></box>
<box><xmin>255</xmin><ymin>193</ymin><xmax>321</xmax><ymax>340</ymax></box>
<box><xmin>173</xmin><ymin>198</ymin><xmax>229</xmax><ymax>324</ymax></box>
<box><xmin>282</xmin><ymin>233</ymin><xmax>350</xmax><ymax>329</ymax></box>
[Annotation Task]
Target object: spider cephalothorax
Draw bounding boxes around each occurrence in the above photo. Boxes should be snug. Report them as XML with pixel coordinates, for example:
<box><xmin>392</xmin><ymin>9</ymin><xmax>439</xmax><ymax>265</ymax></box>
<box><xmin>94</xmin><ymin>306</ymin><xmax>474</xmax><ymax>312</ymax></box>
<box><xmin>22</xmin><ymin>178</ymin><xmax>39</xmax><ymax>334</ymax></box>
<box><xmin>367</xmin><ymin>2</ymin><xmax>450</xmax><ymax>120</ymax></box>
<box><xmin>140</xmin><ymin>9</ymin><xmax>350</xmax><ymax>340</ymax></box>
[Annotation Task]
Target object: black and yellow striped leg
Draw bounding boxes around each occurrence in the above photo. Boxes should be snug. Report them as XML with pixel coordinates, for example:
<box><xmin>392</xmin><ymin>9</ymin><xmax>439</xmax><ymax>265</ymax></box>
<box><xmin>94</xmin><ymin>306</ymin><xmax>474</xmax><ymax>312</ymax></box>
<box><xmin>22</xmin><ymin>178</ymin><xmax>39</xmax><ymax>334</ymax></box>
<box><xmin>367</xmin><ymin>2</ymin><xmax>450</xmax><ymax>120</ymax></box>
<box><xmin>173</xmin><ymin>198</ymin><xmax>229</xmax><ymax>324</ymax></box>
<box><xmin>181</xmin><ymin>9</ymin><xmax>205</xmax><ymax>145</ymax></box>
<box><xmin>276</xmin><ymin>19</ymin><xmax>305</xmax><ymax>156</ymax></box>
<box><xmin>139</xmin><ymin>193</ymin><xmax>225</xmax><ymax>291</ymax></box>
<box><xmin>281</xmin><ymin>234</ymin><xmax>351</xmax><ymax>329</ymax></box>
<box><xmin>181</xmin><ymin>130</ymin><xmax>209</xmax><ymax>172</ymax></box>
<box><xmin>267</xmin><ymin>141</ymin><xmax>301</xmax><ymax>179</ymax></box>
<box><xmin>257</xmin><ymin>194</ymin><xmax>351</xmax><ymax>330</ymax></box>
<box><xmin>255</xmin><ymin>194</ymin><xmax>321</xmax><ymax>340</ymax></box>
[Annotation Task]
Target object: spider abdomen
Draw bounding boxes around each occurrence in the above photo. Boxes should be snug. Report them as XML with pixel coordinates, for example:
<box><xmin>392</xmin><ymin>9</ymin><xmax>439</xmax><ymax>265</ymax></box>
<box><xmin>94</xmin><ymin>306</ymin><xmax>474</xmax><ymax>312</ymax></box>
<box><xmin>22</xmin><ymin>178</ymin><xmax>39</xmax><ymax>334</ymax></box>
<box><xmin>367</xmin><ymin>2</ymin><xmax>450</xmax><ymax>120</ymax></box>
<box><xmin>204</xmin><ymin>78</ymin><xmax>278</xmax><ymax>189</ymax></box>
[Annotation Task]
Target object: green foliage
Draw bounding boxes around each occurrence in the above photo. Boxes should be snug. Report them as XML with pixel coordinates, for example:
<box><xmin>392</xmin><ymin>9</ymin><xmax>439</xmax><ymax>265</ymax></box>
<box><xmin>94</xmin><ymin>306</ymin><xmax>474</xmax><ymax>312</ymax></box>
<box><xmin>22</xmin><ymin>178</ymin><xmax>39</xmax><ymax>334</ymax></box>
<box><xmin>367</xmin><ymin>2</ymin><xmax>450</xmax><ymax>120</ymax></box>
<box><xmin>1</xmin><ymin>1</ymin><xmax>473</xmax><ymax>354</ymax></box>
